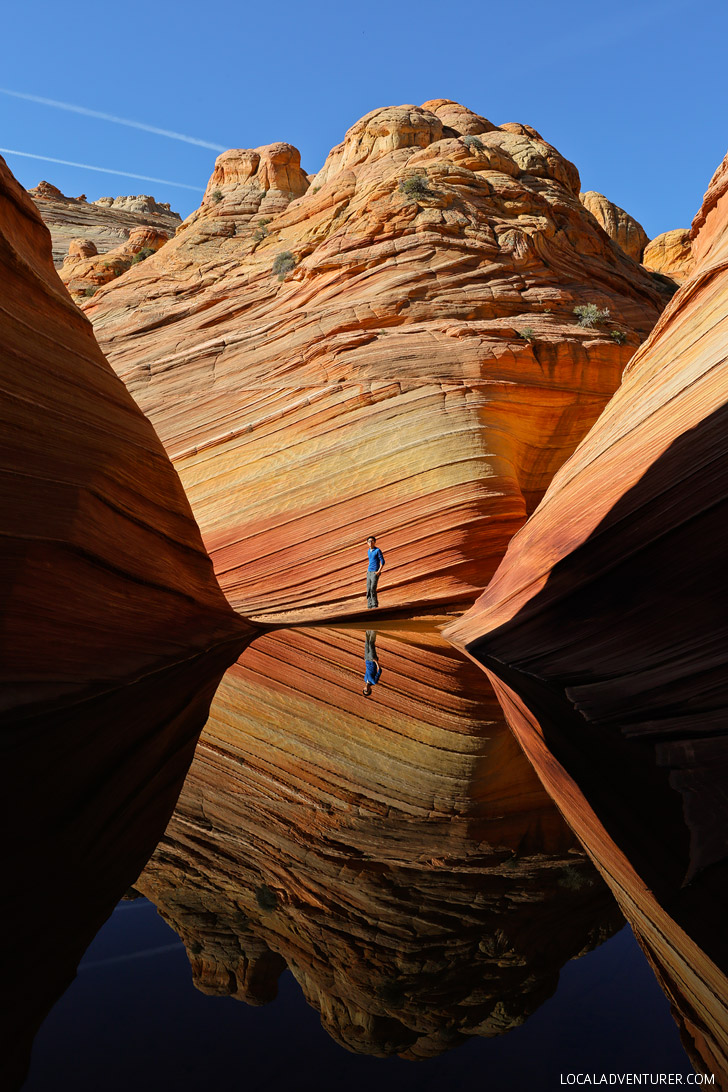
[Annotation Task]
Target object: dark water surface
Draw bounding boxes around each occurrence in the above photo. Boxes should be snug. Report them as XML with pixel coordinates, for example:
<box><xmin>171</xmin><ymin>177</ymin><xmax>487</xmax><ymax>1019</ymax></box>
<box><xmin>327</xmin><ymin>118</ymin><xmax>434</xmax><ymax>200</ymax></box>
<box><xmin>22</xmin><ymin>624</ymin><xmax>698</xmax><ymax>1088</ymax></box>
<box><xmin>25</xmin><ymin>900</ymin><xmax>691</xmax><ymax>1091</ymax></box>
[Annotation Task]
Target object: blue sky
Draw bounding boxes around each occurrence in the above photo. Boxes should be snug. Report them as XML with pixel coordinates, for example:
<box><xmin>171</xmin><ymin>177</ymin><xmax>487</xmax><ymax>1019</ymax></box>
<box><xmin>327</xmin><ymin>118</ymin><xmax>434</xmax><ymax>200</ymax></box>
<box><xmin>1</xmin><ymin>0</ymin><xmax>726</xmax><ymax>238</ymax></box>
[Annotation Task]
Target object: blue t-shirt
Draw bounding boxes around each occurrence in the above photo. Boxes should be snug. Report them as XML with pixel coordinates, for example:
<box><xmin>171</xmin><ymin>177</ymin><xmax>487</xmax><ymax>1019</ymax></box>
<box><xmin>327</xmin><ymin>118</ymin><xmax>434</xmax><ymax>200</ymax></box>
<box><xmin>367</xmin><ymin>547</ymin><xmax>385</xmax><ymax>572</ymax></box>
<box><xmin>365</xmin><ymin>661</ymin><xmax>382</xmax><ymax>685</ymax></box>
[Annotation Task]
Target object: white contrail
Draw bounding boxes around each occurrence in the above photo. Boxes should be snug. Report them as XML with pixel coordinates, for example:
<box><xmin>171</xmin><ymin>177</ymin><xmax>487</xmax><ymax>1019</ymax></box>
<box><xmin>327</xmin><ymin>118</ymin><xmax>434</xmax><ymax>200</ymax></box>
<box><xmin>0</xmin><ymin>148</ymin><xmax>203</xmax><ymax>191</ymax></box>
<box><xmin>0</xmin><ymin>88</ymin><xmax>226</xmax><ymax>151</ymax></box>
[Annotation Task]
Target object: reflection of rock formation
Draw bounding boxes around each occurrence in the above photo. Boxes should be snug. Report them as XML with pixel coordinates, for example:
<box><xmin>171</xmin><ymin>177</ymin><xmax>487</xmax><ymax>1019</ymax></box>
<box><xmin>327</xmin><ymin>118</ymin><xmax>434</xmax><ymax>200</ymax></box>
<box><xmin>138</xmin><ymin>625</ymin><xmax>622</xmax><ymax>1059</ymax></box>
<box><xmin>445</xmin><ymin>154</ymin><xmax>728</xmax><ymax>1084</ymax></box>
<box><xmin>28</xmin><ymin>180</ymin><xmax>181</xmax><ymax>267</ymax></box>
<box><xmin>0</xmin><ymin>155</ymin><xmax>249</xmax><ymax>1087</ymax></box>
<box><xmin>86</xmin><ymin>100</ymin><xmax>667</xmax><ymax>622</ymax></box>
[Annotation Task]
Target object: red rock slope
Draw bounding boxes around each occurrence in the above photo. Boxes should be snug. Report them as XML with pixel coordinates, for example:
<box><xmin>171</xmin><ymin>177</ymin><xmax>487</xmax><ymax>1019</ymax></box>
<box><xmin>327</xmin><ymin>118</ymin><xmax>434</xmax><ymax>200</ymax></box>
<box><xmin>445</xmin><ymin>154</ymin><xmax>728</xmax><ymax>1084</ymax></box>
<box><xmin>1</xmin><ymin>156</ymin><xmax>247</xmax><ymax>715</ymax></box>
<box><xmin>85</xmin><ymin>100</ymin><xmax>668</xmax><ymax>623</ymax></box>
<box><xmin>28</xmin><ymin>180</ymin><xmax>181</xmax><ymax>266</ymax></box>
<box><xmin>0</xmin><ymin>155</ymin><xmax>249</xmax><ymax>1086</ymax></box>
<box><xmin>138</xmin><ymin>623</ymin><xmax>621</xmax><ymax>1059</ymax></box>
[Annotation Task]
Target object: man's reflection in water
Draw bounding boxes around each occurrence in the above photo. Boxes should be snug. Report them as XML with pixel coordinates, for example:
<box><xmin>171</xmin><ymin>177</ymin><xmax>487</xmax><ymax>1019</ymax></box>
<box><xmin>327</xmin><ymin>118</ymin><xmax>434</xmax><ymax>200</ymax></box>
<box><xmin>363</xmin><ymin>629</ymin><xmax>382</xmax><ymax>697</ymax></box>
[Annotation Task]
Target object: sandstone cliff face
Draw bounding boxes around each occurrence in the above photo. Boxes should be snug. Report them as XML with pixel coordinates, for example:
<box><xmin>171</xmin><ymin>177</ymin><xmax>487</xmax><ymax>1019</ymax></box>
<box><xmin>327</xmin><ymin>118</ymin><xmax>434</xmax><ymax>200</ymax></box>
<box><xmin>60</xmin><ymin>225</ymin><xmax>171</xmax><ymax>300</ymax></box>
<box><xmin>579</xmin><ymin>190</ymin><xmax>649</xmax><ymax>262</ymax></box>
<box><xmin>28</xmin><ymin>180</ymin><xmax>181</xmax><ymax>266</ymax></box>
<box><xmin>1</xmin><ymin>155</ymin><xmax>245</xmax><ymax>716</ymax></box>
<box><xmin>445</xmin><ymin>153</ymin><xmax>728</xmax><ymax>1084</ymax></box>
<box><xmin>138</xmin><ymin>624</ymin><xmax>621</xmax><ymax>1058</ymax></box>
<box><xmin>642</xmin><ymin>228</ymin><xmax>693</xmax><ymax>282</ymax></box>
<box><xmin>84</xmin><ymin>99</ymin><xmax>667</xmax><ymax>622</ymax></box>
<box><xmin>2</xmin><ymin>154</ymin><xmax>250</xmax><ymax>1086</ymax></box>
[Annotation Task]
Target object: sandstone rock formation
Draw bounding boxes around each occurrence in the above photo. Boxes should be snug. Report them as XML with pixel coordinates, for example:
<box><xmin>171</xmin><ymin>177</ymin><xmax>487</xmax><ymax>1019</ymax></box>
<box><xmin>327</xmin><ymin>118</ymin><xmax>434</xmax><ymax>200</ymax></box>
<box><xmin>84</xmin><ymin>100</ymin><xmax>668</xmax><ymax>623</ymax></box>
<box><xmin>0</xmin><ymin>154</ymin><xmax>249</xmax><ymax>1086</ymax></box>
<box><xmin>138</xmin><ymin>624</ymin><xmax>622</xmax><ymax>1058</ymax></box>
<box><xmin>445</xmin><ymin>153</ymin><xmax>728</xmax><ymax>1085</ymax></box>
<box><xmin>642</xmin><ymin>228</ymin><xmax>693</xmax><ymax>282</ymax></box>
<box><xmin>28</xmin><ymin>180</ymin><xmax>181</xmax><ymax>266</ymax></box>
<box><xmin>579</xmin><ymin>190</ymin><xmax>649</xmax><ymax>262</ymax></box>
<box><xmin>60</xmin><ymin>224</ymin><xmax>171</xmax><ymax>300</ymax></box>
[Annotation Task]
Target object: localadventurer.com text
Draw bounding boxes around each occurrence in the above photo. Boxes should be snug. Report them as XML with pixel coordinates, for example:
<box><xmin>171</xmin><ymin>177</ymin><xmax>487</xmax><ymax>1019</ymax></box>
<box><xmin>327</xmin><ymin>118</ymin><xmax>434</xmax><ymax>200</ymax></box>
<box><xmin>560</xmin><ymin>1077</ymin><xmax>715</xmax><ymax>1086</ymax></box>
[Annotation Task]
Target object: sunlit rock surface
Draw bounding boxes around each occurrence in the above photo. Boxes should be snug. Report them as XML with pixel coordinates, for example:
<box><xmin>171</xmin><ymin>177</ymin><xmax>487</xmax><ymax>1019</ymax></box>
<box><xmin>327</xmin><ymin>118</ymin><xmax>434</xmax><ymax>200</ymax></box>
<box><xmin>0</xmin><ymin>154</ymin><xmax>250</xmax><ymax>1087</ymax></box>
<box><xmin>84</xmin><ymin>100</ymin><xmax>667</xmax><ymax>622</ymax></box>
<box><xmin>28</xmin><ymin>180</ymin><xmax>181</xmax><ymax>267</ymax></box>
<box><xmin>60</xmin><ymin>224</ymin><xmax>171</xmax><ymax>301</ymax></box>
<box><xmin>642</xmin><ymin>228</ymin><xmax>693</xmax><ymax>283</ymax></box>
<box><xmin>138</xmin><ymin>624</ymin><xmax>622</xmax><ymax>1058</ymax></box>
<box><xmin>579</xmin><ymin>190</ymin><xmax>649</xmax><ymax>262</ymax></box>
<box><xmin>445</xmin><ymin>154</ymin><xmax>728</xmax><ymax>1084</ymax></box>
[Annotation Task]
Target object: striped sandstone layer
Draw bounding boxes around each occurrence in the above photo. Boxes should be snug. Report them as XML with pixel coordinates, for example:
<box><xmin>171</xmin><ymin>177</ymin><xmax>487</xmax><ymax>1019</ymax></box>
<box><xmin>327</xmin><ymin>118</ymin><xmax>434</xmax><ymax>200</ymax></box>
<box><xmin>28</xmin><ymin>180</ymin><xmax>181</xmax><ymax>267</ymax></box>
<box><xmin>643</xmin><ymin>228</ymin><xmax>693</xmax><ymax>283</ymax></box>
<box><xmin>85</xmin><ymin>100</ymin><xmax>668</xmax><ymax>622</ymax></box>
<box><xmin>137</xmin><ymin>624</ymin><xmax>622</xmax><ymax>1059</ymax></box>
<box><xmin>59</xmin><ymin>224</ymin><xmax>171</xmax><ymax>301</ymax></box>
<box><xmin>579</xmin><ymin>190</ymin><xmax>649</xmax><ymax>262</ymax></box>
<box><xmin>445</xmin><ymin>154</ymin><xmax>728</xmax><ymax>1084</ymax></box>
<box><xmin>0</xmin><ymin>155</ymin><xmax>249</xmax><ymax>1085</ymax></box>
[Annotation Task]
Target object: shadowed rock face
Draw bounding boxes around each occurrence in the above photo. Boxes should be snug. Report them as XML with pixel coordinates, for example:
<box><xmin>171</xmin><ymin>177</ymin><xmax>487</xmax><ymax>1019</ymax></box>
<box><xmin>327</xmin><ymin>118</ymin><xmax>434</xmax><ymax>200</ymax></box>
<box><xmin>137</xmin><ymin>624</ymin><xmax>622</xmax><ymax>1059</ymax></box>
<box><xmin>445</xmin><ymin>153</ymin><xmax>728</xmax><ymax>1085</ymax></box>
<box><xmin>0</xmin><ymin>154</ymin><xmax>251</xmax><ymax>1087</ymax></box>
<box><xmin>28</xmin><ymin>181</ymin><xmax>181</xmax><ymax>267</ymax></box>
<box><xmin>0</xmin><ymin>154</ymin><xmax>247</xmax><ymax>717</ymax></box>
<box><xmin>84</xmin><ymin>99</ymin><xmax>668</xmax><ymax>623</ymax></box>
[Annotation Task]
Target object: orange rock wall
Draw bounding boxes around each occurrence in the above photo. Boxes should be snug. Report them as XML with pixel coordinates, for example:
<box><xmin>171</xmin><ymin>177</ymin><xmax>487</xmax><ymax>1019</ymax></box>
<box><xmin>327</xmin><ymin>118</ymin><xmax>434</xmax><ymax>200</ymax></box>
<box><xmin>85</xmin><ymin>100</ymin><xmax>667</xmax><ymax>623</ymax></box>
<box><xmin>445</xmin><ymin>153</ymin><xmax>728</xmax><ymax>1084</ymax></box>
<box><xmin>1</xmin><ymin>155</ymin><xmax>250</xmax><ymax>1086</ymax></box>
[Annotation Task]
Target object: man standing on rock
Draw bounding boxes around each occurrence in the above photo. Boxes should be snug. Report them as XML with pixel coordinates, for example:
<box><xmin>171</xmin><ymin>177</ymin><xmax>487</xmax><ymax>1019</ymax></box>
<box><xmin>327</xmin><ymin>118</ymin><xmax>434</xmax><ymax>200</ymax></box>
<box><xmin>366</xmin><ymin>535</ymin><xmax>385</xmax><ymax>609</ymax></box>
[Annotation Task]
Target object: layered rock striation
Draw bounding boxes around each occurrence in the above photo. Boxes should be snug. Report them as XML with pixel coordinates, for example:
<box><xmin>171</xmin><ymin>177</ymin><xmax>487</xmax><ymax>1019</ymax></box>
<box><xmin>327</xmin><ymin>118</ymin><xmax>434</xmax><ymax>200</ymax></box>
<box><xmin>60</xmin><ymin>225</ymin><xmax>171</xmax><ymax>300</ymax></box>
<box><xmin>138</xmin><ymin>624</ymin><xmax>622</xmax><ymax>1058</ymax></box>
<box><xmin>85</xmin><ymin>100</ymin><xmax>668</xmax><ymax>622</ymax></box>
<box><xmin>28</xmin><ymin>180</ymin><xmax>181</xmax><ymax>267</ymax></box>
<box><xmin>445</xmin><ymin>154</ymin><xmax>728</xmax><ymax>1084</ymax></box>
<box><xmin>643</xmin><ymin>228</ymin><xmax>693</xmax><ymax>283</ymax></box>
<box><xmin>579</xmin><ymin>190</ymin><xmax>649</xmax><ymax>262</ymax></box>
<box><xmin>0</xmin><ymin>155</ymin><xmax>249</xmax><ymax>1086</ymax></box>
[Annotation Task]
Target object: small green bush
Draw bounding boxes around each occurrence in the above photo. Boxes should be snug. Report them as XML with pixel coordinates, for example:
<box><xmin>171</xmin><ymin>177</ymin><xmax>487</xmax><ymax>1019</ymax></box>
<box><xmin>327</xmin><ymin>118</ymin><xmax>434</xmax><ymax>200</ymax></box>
<box><xmin>573</xmin><ymin>303</ymin><xmax>610</xmax><ymax>327</ymax></box>
<box><xmin>610</xmin><ymin>329</ymin><xmax>628</xmax><ymax>344</ymax></box>
<box><xmin>210</xmin><ymin>190</ymin><xmax>223</xmax><ymax>204</ymax></box>
<box><xmin>398</xmin><ymin>174</ymin><xmax>431</xmax><ymax>201</ymax></box>
<box><xmin>517</xmin><ymin>327</ymin><xmax>536</xmax><ymax>342</ymax></box>
<box><xmin>272</xmin><ymin>250</ymin><xmax>296</xmax><ymax>280</ymax></box>
<box><xmin>81</xmin><ymin>286</ymin><xmax>97</xmax><ymax>298</ymax></box>
<box><xmin>252</xmin><ymin>218</ymin><xmax>271</xmax><ymax>243</ymax></box>
<box><xmin>463</xmin><ymin>135</ymin><xmax>485</xmax><ymax>152</ymax></box>
<box><xmin>129</xmin><ymin>246</ymin><xmax>156</xmax><ymax>265</ymax></box>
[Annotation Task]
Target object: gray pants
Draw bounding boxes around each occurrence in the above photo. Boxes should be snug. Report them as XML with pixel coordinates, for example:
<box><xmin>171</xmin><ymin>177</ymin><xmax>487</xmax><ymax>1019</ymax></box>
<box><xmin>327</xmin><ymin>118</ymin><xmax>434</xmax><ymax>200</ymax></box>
<box><xmin>366</xmin><ymin>571</ymin><xmax>380</xmax><ymax>608</ymax></box>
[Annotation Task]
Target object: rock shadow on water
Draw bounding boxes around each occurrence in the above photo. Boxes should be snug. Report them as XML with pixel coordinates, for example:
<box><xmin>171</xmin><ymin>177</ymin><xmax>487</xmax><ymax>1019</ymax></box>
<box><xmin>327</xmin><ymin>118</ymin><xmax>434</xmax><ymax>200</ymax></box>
<box><xmin>136</xmin><ymin>623</ymin><xmax>623</xmax><ymax>1060</ymax></box>
<box><xmin>454</xmin><ymin>402</ymin><xmax>728</xmax><ymax>1082</ymax></box>
<box><xmin>2</xmin><ymin>639</ymin><xmax>248</xmax><ymax>1091</ymax></box>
